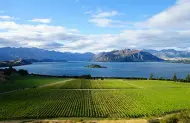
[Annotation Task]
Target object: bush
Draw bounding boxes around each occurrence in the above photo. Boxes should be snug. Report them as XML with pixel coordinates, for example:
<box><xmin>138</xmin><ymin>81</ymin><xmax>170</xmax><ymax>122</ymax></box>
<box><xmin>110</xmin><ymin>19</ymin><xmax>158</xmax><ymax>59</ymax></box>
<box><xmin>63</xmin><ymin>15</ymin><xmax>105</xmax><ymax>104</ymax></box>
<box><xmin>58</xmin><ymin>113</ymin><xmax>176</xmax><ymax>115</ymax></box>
<box><xmin>161</xmin><ymin>110</ymin><xmax>190</xmax><ymax>123</ymax></box>
<box><xmin>149</xmin><ymin>73</ymin><xmax>154</xmax><ymax>80</ymax></box>
<box><xmin>186</xmin><ymin>74</ymin><xmax>190</xmax><ymax>82</ymax></box>
<box><xmin>80</xmin><ymin>74</ymin><xmax>91</xmax><ymax>79</ymax></box>
<box><xmin>172</xmin><ymin>73</ymin><xmax>177</xmax><ymax>82</ymax></box>
<box><xmin>18</xmin><ymin>69</ymin><xmax>29</xmax><ymax>76</ymax></box>
<box><xmin>3</xmin><ymin>67</ymin><xmax>17</xmax><ymax>76</ymax></box>
<box><xmin>0</xmin><ymin>71</ymin><xmax>7</xmax><ymax>83</ymax></box>
<box><xmin>148</xmin><ymin>118</ymin><xmax>160</xmax><ymax>123</ymax></box>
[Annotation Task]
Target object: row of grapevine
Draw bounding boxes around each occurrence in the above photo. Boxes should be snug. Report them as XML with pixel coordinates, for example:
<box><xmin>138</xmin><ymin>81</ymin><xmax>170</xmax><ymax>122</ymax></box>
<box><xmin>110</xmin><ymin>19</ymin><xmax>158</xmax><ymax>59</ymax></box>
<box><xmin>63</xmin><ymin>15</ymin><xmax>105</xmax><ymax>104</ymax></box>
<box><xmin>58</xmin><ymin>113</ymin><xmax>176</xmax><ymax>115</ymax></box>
<box><xmin>0</xmin><ymin>79</ymin><xmax>190</xmax><ymax>120</ymax></box>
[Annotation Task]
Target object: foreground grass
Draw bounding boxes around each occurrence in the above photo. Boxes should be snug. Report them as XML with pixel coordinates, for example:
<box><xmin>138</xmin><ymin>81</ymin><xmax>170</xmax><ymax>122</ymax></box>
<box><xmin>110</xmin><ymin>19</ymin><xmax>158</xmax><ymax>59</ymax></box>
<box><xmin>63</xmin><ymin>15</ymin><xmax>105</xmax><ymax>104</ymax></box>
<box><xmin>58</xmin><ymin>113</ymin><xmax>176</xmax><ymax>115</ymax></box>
<box><xmin>0</xmin><ymin>77</ymin><xmax>190</xmax><ymax>120</ymax></box>
<box><xmin>148</xmin><ymin>110</ymin><xmax>190</xmax><ymax>123</ymax></box>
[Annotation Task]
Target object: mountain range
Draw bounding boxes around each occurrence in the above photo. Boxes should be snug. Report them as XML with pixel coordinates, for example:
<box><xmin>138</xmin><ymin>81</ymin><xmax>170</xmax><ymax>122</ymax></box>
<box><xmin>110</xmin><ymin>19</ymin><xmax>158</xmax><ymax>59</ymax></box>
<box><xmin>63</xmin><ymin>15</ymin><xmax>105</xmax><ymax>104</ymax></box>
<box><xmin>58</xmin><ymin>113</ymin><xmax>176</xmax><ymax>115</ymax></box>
<box><xmin>0</xmin><ymin>47</ymin><xmax>190</xmax><ymax>62</ymax></box>
<box><xmin>93</xmin><ymin>49</ymin><xmax>163</xmax><ymax>62</ymax></box>
<box><xmin>0</xmin><ymin>47</ymin><xmax>94</xmax><ymax>62</ymax></box>
<box><xmin>143</xmin><ymin>49</ymin><xmax>190</xmax><ymax>60</ymax></box>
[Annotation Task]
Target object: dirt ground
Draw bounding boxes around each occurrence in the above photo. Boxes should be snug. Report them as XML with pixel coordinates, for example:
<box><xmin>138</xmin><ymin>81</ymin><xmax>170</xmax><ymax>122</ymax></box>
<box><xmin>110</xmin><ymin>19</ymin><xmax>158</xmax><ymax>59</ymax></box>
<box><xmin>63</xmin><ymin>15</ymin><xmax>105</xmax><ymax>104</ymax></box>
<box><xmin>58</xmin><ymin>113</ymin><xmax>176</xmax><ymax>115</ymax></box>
<box><xmin>0</xmin><ymin>119</ymin><xmax>148</xmax><ymax>123</ymax></box>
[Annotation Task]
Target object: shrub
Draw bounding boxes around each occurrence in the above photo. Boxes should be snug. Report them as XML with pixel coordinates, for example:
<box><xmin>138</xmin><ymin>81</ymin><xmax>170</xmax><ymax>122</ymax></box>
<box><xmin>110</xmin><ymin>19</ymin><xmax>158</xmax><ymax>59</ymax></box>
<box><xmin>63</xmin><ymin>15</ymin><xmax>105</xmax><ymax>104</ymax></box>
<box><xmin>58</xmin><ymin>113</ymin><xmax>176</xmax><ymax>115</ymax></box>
<box><xmin>186</xmin><ymin>74</ymin><xmax>190</xmax><ymax>82</ymax></box>
<box><xmin>0</xmin><ymin>71</ymin><xmax>7</xmax><ymax>83</ymax></box>
<box><xmin>149</xmin><ymin>73</ymin><xmax>153</xmax><ymax>80</ymax></box>
<box><xmin>3</xmin><ymin>67</ymin><xmax>17</xmax><ymax>76</ymax></box>
<box><xmin>161</xmin><ymin>110</ymin><xmax>190</xmax><ymax>123</ymax></box>
<box><xmin>18</xmin><ymin>69</ymin><xmax>29</xmax><ymax>76</ymax></box>
<box><xmin>172</xmin><ymin>73</ymin><xmax>177</xmax><ymax>82</ymax></box>
<box><xmin>148</xmin><ymin>118</ymin><xmax>160</xmax><ymax>123</ymax></box>
<box><xmin>80</xmin><ymin>74</ymin><xmax>91</xmax><ymax>79</ymax></box>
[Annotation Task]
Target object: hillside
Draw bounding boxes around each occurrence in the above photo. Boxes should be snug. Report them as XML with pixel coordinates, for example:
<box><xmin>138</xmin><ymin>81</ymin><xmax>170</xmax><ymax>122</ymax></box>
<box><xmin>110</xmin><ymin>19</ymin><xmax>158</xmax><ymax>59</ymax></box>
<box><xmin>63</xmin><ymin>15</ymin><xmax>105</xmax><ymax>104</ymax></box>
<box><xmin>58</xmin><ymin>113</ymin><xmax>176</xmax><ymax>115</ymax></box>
<box><xmin>0</xmin><ymin>47</ymin><xmax>95</xmax><ymax>61</ymax></box>
<box><xmin>143</xmin><ymin>49</ymin><xmax>190</xmax><ymax>60</ymax></box>
<box><xmin>93</xmin><ymin>49</ymin><xmax>163</xmax><ymax>62</ymax></box>
<box><xmin>0</xmin><ymin>59</ymin><xmax>32</xmax><ymax>67</ymax></box>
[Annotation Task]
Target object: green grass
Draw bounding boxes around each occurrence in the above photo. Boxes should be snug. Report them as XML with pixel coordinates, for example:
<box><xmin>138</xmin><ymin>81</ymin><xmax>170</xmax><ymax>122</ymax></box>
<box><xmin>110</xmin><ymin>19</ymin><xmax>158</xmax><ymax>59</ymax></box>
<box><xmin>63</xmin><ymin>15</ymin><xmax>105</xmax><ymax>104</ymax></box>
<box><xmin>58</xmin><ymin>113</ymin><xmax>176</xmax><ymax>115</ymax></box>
<box><xmin>0</xmin><ymin>77</ymin><xmax>190</xmax><ymax>120</ymax></box>
<box><xmin>0</xmin><ymin>75</ymin><xmax>68</xmax><ymax>93</ymax></box>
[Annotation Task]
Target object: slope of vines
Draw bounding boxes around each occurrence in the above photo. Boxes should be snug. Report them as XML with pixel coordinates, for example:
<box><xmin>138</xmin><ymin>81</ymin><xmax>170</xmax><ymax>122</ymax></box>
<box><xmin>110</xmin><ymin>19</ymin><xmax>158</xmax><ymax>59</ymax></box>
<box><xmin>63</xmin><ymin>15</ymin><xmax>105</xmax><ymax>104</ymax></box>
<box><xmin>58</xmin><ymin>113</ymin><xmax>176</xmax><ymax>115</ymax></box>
<box><xmin>0</xmin><ymin>84</ymin><xmax>190</xmax><ymax>120</ymax></box>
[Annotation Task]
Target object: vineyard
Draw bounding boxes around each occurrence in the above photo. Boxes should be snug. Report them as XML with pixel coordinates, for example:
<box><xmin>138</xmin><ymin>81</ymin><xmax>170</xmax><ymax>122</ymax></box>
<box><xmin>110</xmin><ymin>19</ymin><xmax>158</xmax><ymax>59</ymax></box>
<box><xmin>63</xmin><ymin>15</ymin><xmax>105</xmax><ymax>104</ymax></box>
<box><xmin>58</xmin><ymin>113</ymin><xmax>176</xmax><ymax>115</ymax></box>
<box><xmin>0</xmin><ymin>75</ymin><xmax>68</xmax><ymax>93</ymax></box>
<box><xmin>0</xmin><ymin>77</ymin><xmax>190</xmax><ymax>120</ymax></box>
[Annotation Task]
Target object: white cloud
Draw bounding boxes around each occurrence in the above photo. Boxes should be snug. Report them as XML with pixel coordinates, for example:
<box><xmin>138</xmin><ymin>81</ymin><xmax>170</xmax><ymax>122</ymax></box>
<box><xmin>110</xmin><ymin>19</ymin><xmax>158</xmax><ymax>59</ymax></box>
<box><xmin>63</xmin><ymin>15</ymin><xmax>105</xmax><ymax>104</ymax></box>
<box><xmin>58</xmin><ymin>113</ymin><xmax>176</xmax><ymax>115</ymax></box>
<box><xmin>89</xmin><ymin>18</ymin><xmax>125</xmax><ymax>28</ymax></box>
<box><xmin>1</xmin><ymin>19</ymin><xmax>190</xmax><ymax>53</ymax></box>
<box><xmin>137</xmin><ymin>0</ymin><xmax>190</xmax><ymax>29</ymax></box>
<box><xmin>177</xmin><ymin>0</ymin><xmax>190</xmax><ymax>4</ymax></box>
<box><xmin>58</xmin><ymin>29</ymin><xmax>190</xmax><ymax>53</ymax></box>
<box><xmin>29</xmin><ymin>18</ymin><xmax>52</xmax><ymax>23</ymax></box>
<box><xmin>0</xmin><ymin>20</ymin><xmax>81</xmax><ymax>50</ymax></box>
<box><xmin>89</xmin><ymin>11</ymin><xmax>126</xmax><ymax>28</ymax></box>
<box><xmin>84</xmin><ymin>11</ymin><xmax>92</xmax><ymax>14</ymax></box>
<box><xmin>92</xmin><ymin>11</ymin><xmax>119</xmax><ymax>18</ymax></box>
<box><xmin>0</xmin><ymin>16</ymin><xmax>18</xmax><ymax>20</ymax></box>
<box><xmin>1</xmin><ymin>0</ymin><xmax>190</xmax><ymax>53</ymax></box>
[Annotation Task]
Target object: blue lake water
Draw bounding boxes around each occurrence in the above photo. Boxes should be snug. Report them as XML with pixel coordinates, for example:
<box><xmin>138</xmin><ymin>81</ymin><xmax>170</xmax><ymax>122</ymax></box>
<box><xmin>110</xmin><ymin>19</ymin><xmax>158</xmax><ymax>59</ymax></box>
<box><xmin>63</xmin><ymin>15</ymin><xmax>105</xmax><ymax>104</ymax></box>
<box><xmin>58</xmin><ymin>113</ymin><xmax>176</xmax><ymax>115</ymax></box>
<box><xmin>14</xmin><ymin>62</ymin><xmax>190</xmax><ymax>79</ymax></box>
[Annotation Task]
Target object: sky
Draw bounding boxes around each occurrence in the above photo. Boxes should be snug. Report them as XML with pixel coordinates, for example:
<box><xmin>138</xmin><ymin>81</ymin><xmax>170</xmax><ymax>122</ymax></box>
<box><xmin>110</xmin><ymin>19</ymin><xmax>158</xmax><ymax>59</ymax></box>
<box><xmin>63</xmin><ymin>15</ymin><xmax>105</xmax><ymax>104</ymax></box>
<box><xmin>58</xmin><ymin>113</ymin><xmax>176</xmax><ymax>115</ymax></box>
<box><xmin>0</xmin><ymin>0</ymin><xmax>190</xmax><ymax>53</ymax></box>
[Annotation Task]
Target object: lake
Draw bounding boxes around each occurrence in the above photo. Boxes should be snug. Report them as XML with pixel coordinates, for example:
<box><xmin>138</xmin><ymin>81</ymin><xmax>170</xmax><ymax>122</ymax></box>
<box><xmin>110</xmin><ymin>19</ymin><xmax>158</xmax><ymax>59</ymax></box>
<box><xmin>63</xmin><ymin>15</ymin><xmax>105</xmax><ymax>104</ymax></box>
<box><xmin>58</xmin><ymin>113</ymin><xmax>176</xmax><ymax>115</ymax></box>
<box><xmin>14</xmin><ymin>61</ymin><xmax>190</xmax><ymax>79</ymax></box>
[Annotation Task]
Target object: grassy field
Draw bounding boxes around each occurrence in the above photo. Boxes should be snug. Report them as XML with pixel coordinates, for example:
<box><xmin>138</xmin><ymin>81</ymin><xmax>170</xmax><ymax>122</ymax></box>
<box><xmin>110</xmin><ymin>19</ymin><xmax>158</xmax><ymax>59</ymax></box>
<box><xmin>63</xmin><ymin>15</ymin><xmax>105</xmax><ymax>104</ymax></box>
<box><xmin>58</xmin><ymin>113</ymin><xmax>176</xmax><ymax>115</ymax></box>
<box><xmin>0</xmin><ymin>76</ymin><xmax>190</xmax><ymax>120</ymax></box>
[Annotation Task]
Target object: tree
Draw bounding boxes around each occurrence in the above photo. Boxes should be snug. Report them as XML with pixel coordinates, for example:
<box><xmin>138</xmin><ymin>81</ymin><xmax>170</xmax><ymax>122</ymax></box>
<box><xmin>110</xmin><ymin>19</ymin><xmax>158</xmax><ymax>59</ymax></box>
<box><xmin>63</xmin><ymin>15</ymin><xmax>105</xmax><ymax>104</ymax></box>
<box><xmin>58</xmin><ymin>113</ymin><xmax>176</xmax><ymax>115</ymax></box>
<box><xmin>186</xmin><ymin>73</ymin><xmax>190</xmax><ymax>82</ymax></box>
<box><xmin>159</xmin><ymin>77</ymin><xmax>164</xmax><ymax>80</ymax></box>
<box><xmin>0</xmin><ymin>71</ymin><xmax>7</xmax><ymax>83</ymax></box>
<box><xmin>4</xmin><ymin>67</ymin><xmax>17</xmax><ymax>76</ymax></box>
<box><xmin>18</xmin><ymin>69</ymin><xmax>29</xmax><ymax>76</ymax></box>
<box><xmin>172</xmin><ymin>73</ymin><xmax>177</xmax><ymax>81</ymax></box>
<box><xmin>80</xmin><ymin>74</ymin><xmax>91</xmax><ymax>79</ymax></box>
<box><xmin>149</xmin><ymin>73</ymin><xmax>153</xmax><ymax>80</ymax></box>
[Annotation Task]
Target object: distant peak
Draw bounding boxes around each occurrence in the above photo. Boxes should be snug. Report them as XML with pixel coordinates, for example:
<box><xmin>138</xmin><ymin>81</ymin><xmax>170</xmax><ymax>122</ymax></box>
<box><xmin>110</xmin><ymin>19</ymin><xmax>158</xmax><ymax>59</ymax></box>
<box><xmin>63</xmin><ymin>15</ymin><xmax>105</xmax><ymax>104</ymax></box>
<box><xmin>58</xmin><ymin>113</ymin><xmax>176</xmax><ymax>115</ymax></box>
<box><xmin>161</xmin><ymin>49</ymin><xmax>176</xmax><ymax>52</ymax></box>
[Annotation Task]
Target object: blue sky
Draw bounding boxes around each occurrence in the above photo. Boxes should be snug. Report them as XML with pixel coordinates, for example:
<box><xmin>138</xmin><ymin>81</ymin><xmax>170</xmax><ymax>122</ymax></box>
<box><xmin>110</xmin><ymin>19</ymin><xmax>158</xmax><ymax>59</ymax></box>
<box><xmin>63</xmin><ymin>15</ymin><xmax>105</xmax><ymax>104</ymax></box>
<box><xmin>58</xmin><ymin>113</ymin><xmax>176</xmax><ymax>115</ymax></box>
<box><xmin>0</xmin><ymin>0</ymin><xmax>190</xmax><ymax>52</ymax></box>
<box><xmin>0</xmin><ymin>0</ymin><xmax>175</xmax><ymax>33</ymax></box>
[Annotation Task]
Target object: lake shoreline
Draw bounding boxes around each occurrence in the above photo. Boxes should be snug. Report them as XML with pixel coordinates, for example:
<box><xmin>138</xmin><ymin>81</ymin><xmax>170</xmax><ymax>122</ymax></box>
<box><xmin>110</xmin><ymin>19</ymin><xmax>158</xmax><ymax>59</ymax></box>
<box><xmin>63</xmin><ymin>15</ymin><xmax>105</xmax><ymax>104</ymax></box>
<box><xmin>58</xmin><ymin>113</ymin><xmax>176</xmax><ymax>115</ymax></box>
<box><xmin>5</xmin><ymin>61</ymin><xmax>190</xmax><ymax>79</ymax></box>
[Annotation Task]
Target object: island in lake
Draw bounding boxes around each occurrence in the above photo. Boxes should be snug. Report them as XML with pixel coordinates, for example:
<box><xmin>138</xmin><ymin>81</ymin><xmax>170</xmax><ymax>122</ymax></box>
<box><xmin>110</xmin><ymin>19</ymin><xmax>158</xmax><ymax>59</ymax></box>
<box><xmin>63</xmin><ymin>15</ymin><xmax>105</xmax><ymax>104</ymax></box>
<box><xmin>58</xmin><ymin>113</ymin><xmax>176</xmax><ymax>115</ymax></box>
<box><xmin>85</xmin><ymin>64</ymin><xmax>107</xmax><ymax>68</ymax></box>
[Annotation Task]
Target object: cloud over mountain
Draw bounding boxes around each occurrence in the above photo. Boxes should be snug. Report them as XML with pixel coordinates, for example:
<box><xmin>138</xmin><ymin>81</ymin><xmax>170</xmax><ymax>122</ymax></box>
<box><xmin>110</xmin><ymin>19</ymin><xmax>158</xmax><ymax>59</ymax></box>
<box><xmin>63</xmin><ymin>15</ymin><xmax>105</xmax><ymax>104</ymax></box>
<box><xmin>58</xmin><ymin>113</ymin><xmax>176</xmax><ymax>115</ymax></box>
<box><xmin>0</xmin><ymin>0</ymin><xmax>190</xmax><ymax>53</ymax></box>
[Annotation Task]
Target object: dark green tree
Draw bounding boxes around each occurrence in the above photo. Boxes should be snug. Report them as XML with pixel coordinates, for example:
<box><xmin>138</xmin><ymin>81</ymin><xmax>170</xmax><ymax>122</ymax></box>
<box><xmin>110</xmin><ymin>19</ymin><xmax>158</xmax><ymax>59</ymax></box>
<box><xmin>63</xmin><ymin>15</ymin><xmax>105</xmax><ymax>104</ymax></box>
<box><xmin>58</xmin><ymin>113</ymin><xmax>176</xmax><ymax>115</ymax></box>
<box><xmin>186</xmin><ymin>73</ymin><xmax>190</xmax><ymax>82</ymax></box>
<box><xmin>18</xmin><ymin>69</ymin><xmax>29</xmax><ymax>76</ymax></box>
<box><xmin>172</xmin><ymin>73</ymin><xmax>177</xmax><ymax>81</ymax></box>
<box><xmin>149</xmin><ymin>73</ymin><xmax>153</xmax><ymax>80</ymax></box>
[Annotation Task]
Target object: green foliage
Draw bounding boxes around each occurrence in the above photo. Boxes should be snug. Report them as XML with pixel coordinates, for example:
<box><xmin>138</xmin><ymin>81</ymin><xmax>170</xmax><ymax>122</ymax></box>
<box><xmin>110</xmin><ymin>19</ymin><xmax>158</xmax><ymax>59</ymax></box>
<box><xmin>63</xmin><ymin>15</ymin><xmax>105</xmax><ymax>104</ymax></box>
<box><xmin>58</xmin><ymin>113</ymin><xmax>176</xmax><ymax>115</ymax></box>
<box><xmin>0</xmin><ymin>78</ymin><xmax>190</xmax><ymax>120</ymax></box>
<box><xmin>149</xmin><ymin>73</ymin><xmax>153</xmax><ymax>80</ymax></box>
<box><xmin>186</xmin><ymin>74</ymin><xmax>190</xmax><ymax>82</ymax></box>
<box><xmin>160</xmin><ymin>110</ymin><xmax>190</xmax><ymax>123</ymax></box>
<box><xmin>18</xmin><ymin>69</ymin><xmax>29</xmax><ymax>76</ymax></box>
<box><xmin>0</xmin><ymin>71</ymin><xmax>6</xmax><ymax>83</ymax></box>
<box><xmin>85</xmin><ymin>64</ymin><xmax>107</xmax><ymax>68</ymax></box>
<box><xmin>80</xmin><ymin>74</ymin><xmax>92</xmax><ymax>79</ymax></box>
<box><xmin>172</xmin><ymin>73</ymin><xmax>177</xmax><ymax>81</ymax></box>
<box><xmin>3</xmin><ymin>67</ymin><xmax>17</xmax><ymax>76</ymax></box>
<box><xmin>148</xmin><ymin>118</ymin><xmax>160</xmax><ymax>123</ymax></box>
